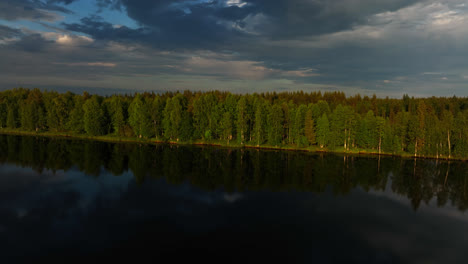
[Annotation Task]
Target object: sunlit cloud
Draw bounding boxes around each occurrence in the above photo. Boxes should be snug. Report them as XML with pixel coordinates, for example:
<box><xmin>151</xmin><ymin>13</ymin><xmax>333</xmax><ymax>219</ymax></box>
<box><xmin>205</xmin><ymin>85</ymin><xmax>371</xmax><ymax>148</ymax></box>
<box><xmin>0</xmin><ymin>0</ymin><xmax>468</xmax><ymax>96</ymax></box>
<box><xmin>226</xmin><ymin>0</ymin><xmax>247</xmax><ymax>8</ymax></box>
<box><xmin>55</xmin><ymin>34</ymin><xmax>94</xmax><ymax>45</ymax></box>
<box><xmin>53</xmin><ymin>62</ymin><xmax>116</xmax><ymax>67</ymax></box>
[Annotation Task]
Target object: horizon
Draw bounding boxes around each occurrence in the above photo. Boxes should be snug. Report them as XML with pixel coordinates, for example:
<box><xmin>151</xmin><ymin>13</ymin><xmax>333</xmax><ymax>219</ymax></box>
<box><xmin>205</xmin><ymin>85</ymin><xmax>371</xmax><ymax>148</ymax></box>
<box><xmin>1</xmin><ymin>0</ymin><xmax>468</xmax><ymax>97</ymax></box>
<box><xmin>2</xmin><ymin>87</ymin><xmax>468</xmax><ymax>100</ymax></box>
<box><xmin>0</xmin><ymin>87</ymin><xmax>468</xmax><ymax>100</ymax></box>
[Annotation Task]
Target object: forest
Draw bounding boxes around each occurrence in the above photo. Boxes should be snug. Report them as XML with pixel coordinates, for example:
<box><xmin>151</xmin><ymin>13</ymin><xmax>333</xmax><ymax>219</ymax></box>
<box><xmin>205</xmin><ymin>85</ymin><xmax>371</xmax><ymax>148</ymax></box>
<box><xmin>0</xmin><ymin>88</ymin><xmax>467</xmax><ymax>159</ymax></box>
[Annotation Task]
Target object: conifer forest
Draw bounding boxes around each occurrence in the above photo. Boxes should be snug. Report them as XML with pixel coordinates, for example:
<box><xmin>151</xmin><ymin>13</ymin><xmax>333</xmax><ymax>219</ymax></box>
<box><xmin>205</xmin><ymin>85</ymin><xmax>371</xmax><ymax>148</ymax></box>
<box><xmin>1</xmin><ymin>88</ymin><xmax>467</xmax><ymax>159</ymax></box>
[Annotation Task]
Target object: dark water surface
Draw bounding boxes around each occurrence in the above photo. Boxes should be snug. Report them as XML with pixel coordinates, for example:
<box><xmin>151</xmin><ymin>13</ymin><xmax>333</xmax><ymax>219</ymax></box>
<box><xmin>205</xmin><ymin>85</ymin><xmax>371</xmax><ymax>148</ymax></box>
<box><xmin>1</xmin><ymin>135</ymin><xmax>468</xmax><ymax>263</ymax></box>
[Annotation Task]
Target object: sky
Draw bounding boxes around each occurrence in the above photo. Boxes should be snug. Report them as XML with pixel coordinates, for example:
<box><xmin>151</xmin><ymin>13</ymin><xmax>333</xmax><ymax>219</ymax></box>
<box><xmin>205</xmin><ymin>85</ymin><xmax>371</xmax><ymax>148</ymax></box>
<box><xmin>0</xmin><ymin>0</ymin><xmax>467</xmax><ymax>97</ymax></box>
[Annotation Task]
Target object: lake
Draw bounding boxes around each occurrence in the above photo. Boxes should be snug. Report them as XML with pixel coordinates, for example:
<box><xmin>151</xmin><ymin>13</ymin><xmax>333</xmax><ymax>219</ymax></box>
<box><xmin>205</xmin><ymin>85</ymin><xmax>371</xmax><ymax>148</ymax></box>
<box><xmin>1</xmin><ymin>134</ymin><xmax>468</xmax><ymax>263</ymax></box>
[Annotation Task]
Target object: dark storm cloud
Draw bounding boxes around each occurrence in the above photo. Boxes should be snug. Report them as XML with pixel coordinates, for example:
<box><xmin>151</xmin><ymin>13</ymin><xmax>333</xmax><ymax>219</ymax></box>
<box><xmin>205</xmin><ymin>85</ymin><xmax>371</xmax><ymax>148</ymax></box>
<box><xmin>2</xmin><ymin>0</ymin><xmax>468</xmax><ymax>96</ymax></box>
<box><xmin>63</xmin><ymin>15</ymin><xmax>151</xmax><ymax>42</ymax></box>
<box><xmin>239</xmin><ymin>0</ymin><xmax>425</xmax><ymax>38</ymax></box>
<box><xmin>64</xmin><ymin>1</ymin><xmax>248</xmax><ymax>49</ymax></box>
<box><xmin>13</xmin><ymin>33</ymin><xmax>53</xmax><ymax>52</ymax></box>
<box><xmin>116</xmin><ymin>0</ymin><xmax>426</xmax><ymax>42</ymax></box>
<box><xmin>47</xmin><ymin>0</ymin><xmax>79</xmax><ymax>4</ymax></box>
<box><xmin>95</xmin><ymin>0</ymin><xmax>122</xmax><ymax>12</ymax></box>
<box><xmin>0</xmin><ymin>25</ymin><xmax>22</xmax><ymax>38</ymax></box>
<box><xmin>59</xmin><ymin>0</ymin><xmax>435</xmax><ymax>82</ymax></box>
<box><xmin>61</xmin><ymin>0</ymin><xmax>429</xmax><ymax>57</ymax></box>
<box><xmin>0</xmin><ymin>0</ymin><xmax>73</xmax><ymax>21</ymax></box>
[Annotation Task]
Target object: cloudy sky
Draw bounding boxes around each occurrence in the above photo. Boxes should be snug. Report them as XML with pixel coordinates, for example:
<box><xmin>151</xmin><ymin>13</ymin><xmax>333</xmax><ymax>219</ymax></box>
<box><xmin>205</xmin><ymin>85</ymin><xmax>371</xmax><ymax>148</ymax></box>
<box><xmin>1</xmin><ymin>0</ymin><xmax>467</xmax><ymax>97</ymax></box>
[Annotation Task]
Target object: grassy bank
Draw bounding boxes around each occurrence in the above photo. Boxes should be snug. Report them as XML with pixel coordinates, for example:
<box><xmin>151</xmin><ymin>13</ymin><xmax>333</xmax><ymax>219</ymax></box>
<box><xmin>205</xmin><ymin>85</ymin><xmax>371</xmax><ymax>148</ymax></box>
<box><xmin>0</xmin><ymin>128</ymin><xmax>465</xmax><ymax>161</ymax></box>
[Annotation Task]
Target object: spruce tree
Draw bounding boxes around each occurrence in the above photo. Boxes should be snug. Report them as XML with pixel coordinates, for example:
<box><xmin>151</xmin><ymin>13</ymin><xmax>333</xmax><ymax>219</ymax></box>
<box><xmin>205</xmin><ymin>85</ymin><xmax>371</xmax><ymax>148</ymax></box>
<box><xmin>316</xmin><ymin>114</ymin><xmax>330</xmax><ymax>148</ymax></box>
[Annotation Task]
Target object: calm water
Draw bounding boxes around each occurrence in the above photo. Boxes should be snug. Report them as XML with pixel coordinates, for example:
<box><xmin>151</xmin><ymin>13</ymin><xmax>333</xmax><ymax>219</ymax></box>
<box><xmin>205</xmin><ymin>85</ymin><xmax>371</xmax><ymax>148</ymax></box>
<box><xmin>1</xmin><ymin>135</ymin><xmax>468</xmax><ymax>263</ymax></box>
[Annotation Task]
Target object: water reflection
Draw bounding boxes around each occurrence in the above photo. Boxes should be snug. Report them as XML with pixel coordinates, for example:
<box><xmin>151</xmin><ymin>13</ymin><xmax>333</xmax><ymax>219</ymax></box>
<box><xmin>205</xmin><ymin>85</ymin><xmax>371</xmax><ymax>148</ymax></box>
<box><xmin>1</xmin><ymin>135</ymin><xmax>468</xmax><ymax>263</ymax></box>
<box><xmin>0</xmin><ymin>135</ymin><xmax>466</xmax><ymax>211</ymax></box>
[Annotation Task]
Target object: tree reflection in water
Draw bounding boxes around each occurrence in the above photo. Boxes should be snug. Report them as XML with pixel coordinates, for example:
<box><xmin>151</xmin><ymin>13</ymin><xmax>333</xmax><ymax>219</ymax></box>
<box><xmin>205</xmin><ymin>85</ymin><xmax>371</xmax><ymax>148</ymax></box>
<box><xmin>1</xmin><ymin>134</ymin><xmax>467</xmax><ymax>212</ymax></box>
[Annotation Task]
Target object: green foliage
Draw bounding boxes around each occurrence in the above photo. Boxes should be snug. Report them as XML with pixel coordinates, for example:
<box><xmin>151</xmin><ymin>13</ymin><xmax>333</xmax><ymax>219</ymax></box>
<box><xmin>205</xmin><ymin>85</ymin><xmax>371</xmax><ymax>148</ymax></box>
<box><xmin>204</xmin><ymin>130</ymin><xmax>212</xmax><ymax>140</ymax></box>
<box><xmin>19</xmin><ymin>90</ymin><xmax>45</xmax><ymax>131</ymax></box>
<box><xmin>150</xmin><ymin>97</ymin><xmax>164</xmax><ymax>139</ymax></box>
<box><xmin>220</xmin><ymin>112</ymin><xmax>233</xmax><ymax>143</ymax></box>
<box><xmin>357</xmin><ymin>110</ymin><xmax>378</xmax><ymax>149</ymax></box>
<box><xmin>0</xmin><ymin>101</ymin><xmax>6</xmax><ymax>128</ymax></box>
<box><xmin>329</xmin><ymin>104</ymin><xmax>347</xmax><ymax>149</ymax></box>
<box><xmin>293</xmin><ymin>104</ymin><xmax>308</xmax><ymax>146</ymax></box>
<box><xmin>67</xmin><ymin>95</ymin><xmax>85</xmax><ymax>133</ymax></box>
<box><xmin>1</xmin><ymin>88</ymin><xmax>467</xmax><ymax>159</ymax></box>
<box><xmin>45</xmin><ymin>93</ymin><xmax>70</xmax><ymax>132</ymax></box>
<box><xmin>192</xmin><ymin>93</ymin><xmax>220</xmax><ymax>140</ymax></box>
<box><xmin>304</xmin><ymin>109</ymin><xmax>316</xmax><ymax>145</ymax></box>
<box><xmin>313</xmin><ymin>100</ymin><xmax>331</xmax><ymax>119</ymax></box>
<box><xmin>267</xmin><ymin>104</ymin><xmax>284</xmax><ymax>146</ymax></box>
<box><xmin>453</xmin><ymin>111</ymin><xmax>468</xmax><ymax>157</ymax></box>
<box><xmin>128</xmin><ymin>94</ymin><xmax>152</xmax><ymax>138</ymax></box>
<box><xmin>316</xmin><ymin>114</ymin><xmax>330</xmax><ymax>148</ymax></box>
<box><xmin>163</xmin><ymin>94</ymin><xmax>191</xmax><ymax>141</ymax></box>
<box><xmin>109</xmin><ymin>96</ymin><xmax>126</xmax><ymax>136</ymax></box>
<box><xmin>253</xmin><ymin>99</ymin><xmax>267</xmax><ymax>145</ymax></box>
<box><xmin>7</xmin><ymin>103</ymin><xmax>18</xmax><ymax>129</ymax></box>
<box><xmin>237</xmin><ymin>97</ymin><xmax>248</xmax><ymax>144</ymax></box>
<box><xmin>83</xmin><ymin>95</ymin><xmax>105</xmax><ymax>136</ymax></box>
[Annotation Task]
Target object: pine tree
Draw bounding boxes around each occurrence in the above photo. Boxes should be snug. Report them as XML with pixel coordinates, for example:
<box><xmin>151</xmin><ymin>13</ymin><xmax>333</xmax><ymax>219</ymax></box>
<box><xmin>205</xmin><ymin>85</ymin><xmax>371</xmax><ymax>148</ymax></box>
<box><xmin>6</xmin><ymin>103</ymin><xmax>17</xmax><ymax>129</ymax></box>
<box><xmin>128</xmin><ymin>94</ymin><xmax>152</xmax><ymax>138</ymax></box>
<box><xmin>267</xmin><ymin>104</ymin><xmax>284</xmax><ymax>146</ymax></box>
<box><xmin>163</xmin><ymin>94</ymin><xmax>188</xmax><ymax>141</ymax></box>
<box><xmin>67</xmin><ymin>96</ymin><xmax>85</xmax><ymax>134</ymax></box>
<box><xmin>304</xmin><ymin>109</ymin><xmax>316</xmax><ymax>145</ymax></box>
<box><xmin>220</xmin><ymin>112</ymin><xmax>233</xmax><ymax>143</ymax></box>
<box><xmin>83</xmin><ymin>95</ymin><xmax>105</xmax><ymax>136</ymax></box>
<box><xmin>237</xmin><ymin>97</ymin><xmax>248</xmax><ymax>144</ymax></box>
<box><xmin>441</xmin><ymin>110</ymin><xmax>454</xmax><ymax>158</ymax></box>
<box><xmin>316</xmin><ymin>114</ymin><xmax>330</xmax><ymax>148</ymax></box>
<box><xmin>293</xmin><ymin>104</ymin><xmax>308</xmax><ymax>147</ymax></box>
<box><xmin>150</xmin><ymin>97</ymin><xmax>164</xmax><ymax>139</ymax></box>
<box><xmin>253</xmin><ymin>100</ymin><xmax>266</xmax><ymax>146</ymax></box>
<box><xmin>0</xmin><ymin>100</ymin><xmax>7</xmax><ymax>128</ymax></box>
<box><xmin>109</xmin><ymin>96</ymin><xmax>126</xmax><ymax>136</ymax></box>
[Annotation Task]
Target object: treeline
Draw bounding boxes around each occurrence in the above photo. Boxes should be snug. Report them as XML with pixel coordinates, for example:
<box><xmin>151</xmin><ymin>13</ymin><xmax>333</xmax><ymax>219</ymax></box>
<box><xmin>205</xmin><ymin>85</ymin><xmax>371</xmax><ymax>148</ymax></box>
<box><xmin>1</xmin><ymin>135</ymin><xmax>467</xmax><ymax>211</ymax></box>
<box><xmin>0</xmin><ymin>88</ymin><xmax>467</xmax><ymax>159</ymax></box>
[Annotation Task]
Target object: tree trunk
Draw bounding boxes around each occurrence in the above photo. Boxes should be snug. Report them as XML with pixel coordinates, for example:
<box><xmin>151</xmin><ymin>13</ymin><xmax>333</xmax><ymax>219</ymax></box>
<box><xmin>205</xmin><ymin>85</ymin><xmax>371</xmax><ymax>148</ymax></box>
<box><xmin>448</xmin><ymin>130</ymin><xmax>451</xmax><ymax>159</ymax></box>
<box><xmin>379</xmin><ymin>135</ymin><xmax>382</xmax><ymax>154</ymax></box>
<box><xmin>347</xmin><ymin>131</ymin><xmax>351</xmax><ymax>151</ymax></box>
<box><xmin>344</xmin><ymin>129</ymin><xmax>347</xmax><ymax>150</ymax></box>
<box><xmin>414</xmin><ymin>141</ymin><xmax>417</xmax><ymax>157</ymax></box>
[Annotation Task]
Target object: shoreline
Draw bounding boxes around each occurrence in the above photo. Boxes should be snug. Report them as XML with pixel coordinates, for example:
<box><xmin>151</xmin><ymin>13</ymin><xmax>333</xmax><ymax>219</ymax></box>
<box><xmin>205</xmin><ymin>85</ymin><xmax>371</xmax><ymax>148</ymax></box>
<box><xmin>0</xmin><ymin>129</ymin><xmax>465</xmax><ymax>162</ymax></box>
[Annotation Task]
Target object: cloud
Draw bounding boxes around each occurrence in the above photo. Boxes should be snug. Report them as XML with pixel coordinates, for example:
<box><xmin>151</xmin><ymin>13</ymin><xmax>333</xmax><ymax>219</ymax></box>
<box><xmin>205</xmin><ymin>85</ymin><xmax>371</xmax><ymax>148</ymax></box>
<box><xmin>182</xmin><ymin>55</ymin><xmax>273</xmax><ymax>80</ymax></box>
<box><xmin>95</xmin><ymin>0</ymin><xmax>123</xmax><ymax>12</ymax></box>
<box><xmin>169</xmin><ymin>52</ymin><xmax>321</xmax><ymax>81</ymax></box>
<box><xmin>0</xmin><ymin>25</ymin><xmax>23</xmax><ymax>45</ymax></box>
<box><xmin>3</xmin><ymin>27</ymin><xmax>95</xmax><ymax>51</ymax></box>
<box><xmin>63</xmin><ymin>15</ymin><xmax>152</xmax><ymax>43</ymax></box>
<box><xmin>63</xmin><ymin>0</ymin><xmax>425</xmax><ymax>49</ymax></box>
<box><xmin>282</xmin><ymin>68</ymin><xmax>319</xmax><ymax>78</ymax></box>
<box><xmin>0</xmin><ymin>25</ymin><xmax>21</xmax><ymax>38</ymax></box>
<box><xmin>47</xmin><ymin>0</ymin><xmax>79</xmax><ymax>4</ymax></box>
<box><xmin>13</xmin><ymin>33</ymin><xmax>54</xmax><ymax>52</ymax></box>
<box><xmin>54</xmin><ymin>61</ymin><xmax>117</xmax><ymax>67</ymax></box>
<box><xmin>55</xmin><ymin>34</ymin><xmax>94</xmax><ymax>45</ymax></box>
<box><xmin>2</xmin><ymin>0</ymin><xmax>468</xmax><ymax>96</ymax></box>
<box><xmin>0</xmin><ymin>0</ymin><xmax>72</xmax><ymax>22</ymax></box>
